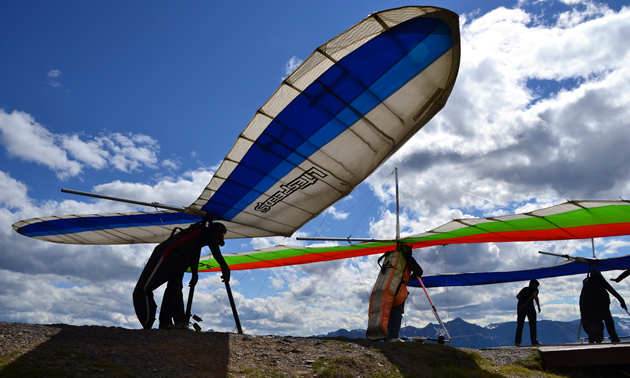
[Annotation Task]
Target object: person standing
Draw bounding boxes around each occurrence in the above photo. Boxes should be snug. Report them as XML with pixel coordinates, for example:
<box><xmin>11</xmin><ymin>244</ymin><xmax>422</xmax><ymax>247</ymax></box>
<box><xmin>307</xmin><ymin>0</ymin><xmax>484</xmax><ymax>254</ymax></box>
<box><xmin>133</xmin><ymin>221</ymin><xmax>230</xmax><ymax>330</ymax></box>
<box><xmin>367</xmin><ymin>242</ymin><xmax>422</xmax><ymax>342</ymax></box>
<box><xmin>580</xmin><ymin>268</ymin><xmax>627</xmax><ymax>343</ymax></box>
<box><xmin>514</xmin><ymin>279</ymin><xmax>542</xmax><ymax>346</ymax></box>
<box><xmin>386</xmin><ymin>244</ymin><xmax>423</xmax><ymax>342</ymax></box>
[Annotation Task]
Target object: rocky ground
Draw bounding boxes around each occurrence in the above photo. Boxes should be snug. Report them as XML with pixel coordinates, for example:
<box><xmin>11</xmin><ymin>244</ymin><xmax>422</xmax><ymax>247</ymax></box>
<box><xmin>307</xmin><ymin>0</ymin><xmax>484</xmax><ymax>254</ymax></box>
<box><xmin>0</xmin><ymin>321</ymin><xmax>543</xmax><ymax>377</ymax></box>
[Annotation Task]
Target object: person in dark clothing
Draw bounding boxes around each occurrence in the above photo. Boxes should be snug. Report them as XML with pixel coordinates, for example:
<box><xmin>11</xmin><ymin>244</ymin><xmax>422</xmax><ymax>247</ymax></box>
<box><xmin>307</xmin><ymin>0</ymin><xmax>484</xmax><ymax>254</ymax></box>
<box><xmin>387</xmin><ymin>243</ymin><xmax>423</xmax><ymax>342</ymax></box>
<box><xmin>133</xmin><ymin>221</ymin><xmax>230</xmax><ymax>330</ymax></box>
<box><xmin>580</xmin><ymin>268</ymin><xmax>627</xmax><ymax>343</ymax></box>
<box><xmin>515</xmin><ymin>279</ymin><xmax>542</xmax><ymax>346</ymax></box>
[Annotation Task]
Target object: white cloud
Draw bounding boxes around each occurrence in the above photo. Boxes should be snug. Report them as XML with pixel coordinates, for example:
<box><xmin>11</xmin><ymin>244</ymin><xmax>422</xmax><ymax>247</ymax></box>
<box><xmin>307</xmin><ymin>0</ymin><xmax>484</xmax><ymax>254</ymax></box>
<box><xmin>93</xmin><ymin>167</ymin><xmax>214</xmax><ymax>207</ymax></box>
<box><xmin>0</xmin><ymin>109</ymin><xmax>163</xmax><ymax>179</ymax></box>
<box><xmin>283</xmin><ymin>56</ymin><xmax>303</xmax><ymax>79</ymax></box>
<box><xmin>0</xmin><ymin>110</ymin><xmax>82</xmax><ymax>179</ymax></box>
<box><xmin>47</xmin><ymin>69</ymin><xmax>62</xmax><ymax>88</ymax></box>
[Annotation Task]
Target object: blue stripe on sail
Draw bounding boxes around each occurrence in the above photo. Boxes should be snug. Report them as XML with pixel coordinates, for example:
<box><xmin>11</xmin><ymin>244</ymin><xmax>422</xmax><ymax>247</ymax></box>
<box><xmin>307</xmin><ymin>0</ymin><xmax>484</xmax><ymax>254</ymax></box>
<box><xmin>415</xmin><ymin>255</ymin><xmax>630</xmax><ymax>288</ymax></box>
<box><xmin>20</xmin><ymin>16</ymin><xmax>455</xmax><ymax>238</ymax></box>
<box><xmin>204</xmin><ymin>17</ymin><xmax>454</xmax><ymax>219</ymax></box>
<box><xmin>17</xmin><ymin>212</ymin><xmax>201</xmax><ymax>237</ymax></box>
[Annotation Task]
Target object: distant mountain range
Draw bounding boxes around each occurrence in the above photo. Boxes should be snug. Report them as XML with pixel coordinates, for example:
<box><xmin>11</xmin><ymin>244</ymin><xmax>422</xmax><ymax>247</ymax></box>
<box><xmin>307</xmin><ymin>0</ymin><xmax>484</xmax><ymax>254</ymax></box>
<box><xmin>314</xmin><ymin>317</ymin><xmax>630</xmax><ymax>348</ymax></box>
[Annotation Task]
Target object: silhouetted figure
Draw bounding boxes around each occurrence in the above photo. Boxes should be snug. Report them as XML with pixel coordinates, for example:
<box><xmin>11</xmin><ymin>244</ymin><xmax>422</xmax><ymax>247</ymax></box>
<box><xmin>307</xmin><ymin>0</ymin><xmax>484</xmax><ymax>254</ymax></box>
<box><xmin>515</xmin><ymin>279</ymin><xmax>541</xmax><ymax>346</ymax></box>
<box><xmin>367</xmin><ymin>242</ymin><xmax>422</xmax><ymax>342</ymax></box>
<box><xmin>580</xmin><ymin>268</ymin><xmax>627</xmax><ymax>343</ymax></box>
<box><xmin>387</xmin><ymin>244</ymin><xmax>423</xmax><ymax>342</ymax></box>
<box><xmin>133</xmin><ymin>221</ymin><xmax>230</xmax><ymax>330</ymax></box>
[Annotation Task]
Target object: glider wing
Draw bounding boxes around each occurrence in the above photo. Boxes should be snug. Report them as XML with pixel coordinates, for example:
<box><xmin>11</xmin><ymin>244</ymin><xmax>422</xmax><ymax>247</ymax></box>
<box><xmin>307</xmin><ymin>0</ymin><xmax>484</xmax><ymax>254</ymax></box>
<box><xmin>198</xmin><ymin>200</ymin><xmax>630</xmax><ymax>272</ymax></box>
<box><xmin>414</xmin><ymin>255</ymin><xmax>630</xmax><ymax>288</ymax></box>
<box><xmin>13</xmin><ymin>6</ymin><xmax>461</xmax><ymax>245</ymax></box>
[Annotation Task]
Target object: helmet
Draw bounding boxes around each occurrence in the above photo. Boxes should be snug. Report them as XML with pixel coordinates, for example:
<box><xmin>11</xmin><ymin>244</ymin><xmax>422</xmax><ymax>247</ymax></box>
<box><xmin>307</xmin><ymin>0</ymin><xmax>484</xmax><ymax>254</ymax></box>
<box><xmin>213</xmin><ymin>222</ymin><xmax>227</xmax><ymax>246</ymax></box>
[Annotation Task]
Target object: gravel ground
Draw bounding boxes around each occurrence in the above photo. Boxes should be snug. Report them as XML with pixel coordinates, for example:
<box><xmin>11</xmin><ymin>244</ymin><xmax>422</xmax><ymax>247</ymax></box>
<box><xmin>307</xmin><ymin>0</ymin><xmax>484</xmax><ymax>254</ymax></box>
<box><xmin>475</xmin><ymin>347</ymin><xmax>539</xmax><ymax>366</ymax></box>
<box><xmin>0</xmin><ymin>321</ymin><xmax>538</xmax><ymax>377</ymax></box>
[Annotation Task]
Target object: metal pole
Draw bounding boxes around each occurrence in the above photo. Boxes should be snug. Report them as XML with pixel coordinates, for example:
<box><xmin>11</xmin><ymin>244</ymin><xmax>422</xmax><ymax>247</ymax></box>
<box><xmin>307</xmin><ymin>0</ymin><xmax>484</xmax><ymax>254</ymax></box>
<box><xmin>61</xmin><ymin>188</ymin><xmax>191</xmax><ymax>213</ymax></box>
<box><xmin>224</xmin><ymin>280</ymin><xmax>243</xmax><ymax>334</ymax></box>
<box><xmin>186</xmin><ymin>282</ymin><xmax>196</xmax><ymax>324</ymax></box>
<box><xmin>591</xmin><ymin>238</ymin><xmax>596</xmax><ymax>259</ymax></box>
<box><xmin>417</xmin><ymin>277</ymin><xmax>451</xmax><ymax>341</ymax></box>
<box><xmin>296</xmin><ymin>237</ymin><xmax>397</xmax><ymax>243</ymax></box>
<box><xmin>395</xmin><ymin>167</ymin><xmax>400</xmax><ymax>241</ymax></box>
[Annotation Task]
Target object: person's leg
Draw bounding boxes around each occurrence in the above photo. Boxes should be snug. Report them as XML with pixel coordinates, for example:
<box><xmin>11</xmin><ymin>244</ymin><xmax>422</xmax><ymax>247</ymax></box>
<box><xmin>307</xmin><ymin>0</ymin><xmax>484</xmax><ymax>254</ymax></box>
<box><xmin>133</xmin><ymin>250</ymin><xmax>168</xmax><ymax>329</ymax></box>
<box><xmin>584</xmin><ymin>321</ymin><xmax>605</xmax><ymax>343</ymax></box>
<box><xmin>515</xmin><ymin>310</ymin><xmax>526</xmax><ymax>345</ymax></box>
<box><xmin>602</xmin><ymin>307</ymin><xmax>620</xmax><ymax>342</ymax></box>
<box><xmin>161</xmin><ymin>271</ymin><xmax>186</xmax><ymax>326</ymax></box>
<box><xmin>387</xmin><ymin>303</ymin><xmax>405</xmax><ymax>341</ymax></box>
<box><xmin>527</xmin><ymin>307</ymin><xmax>539</xmax><ymax>344</ymax></box>
<box><xmin>133</xmin><ymin>283</ymin><xmax>156</xmax><ymax>329</ymax></box>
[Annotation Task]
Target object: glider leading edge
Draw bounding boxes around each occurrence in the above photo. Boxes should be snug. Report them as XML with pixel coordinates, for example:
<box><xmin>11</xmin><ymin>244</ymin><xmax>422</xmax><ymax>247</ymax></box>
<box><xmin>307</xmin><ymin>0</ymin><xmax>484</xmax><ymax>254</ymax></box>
<box><xmin>12</xmin><ymin>6</ymin><xmax>461</xmax><ymax>245</ymax></box>
<box><xmin>196</xmin><ymin>200</ymin><xmax>630</xmax><ymax>279</ymax></box>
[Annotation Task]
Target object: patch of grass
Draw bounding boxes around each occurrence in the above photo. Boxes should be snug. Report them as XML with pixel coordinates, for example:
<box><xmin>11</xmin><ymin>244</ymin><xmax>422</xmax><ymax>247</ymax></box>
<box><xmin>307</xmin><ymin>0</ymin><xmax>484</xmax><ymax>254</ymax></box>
<box><xmin>314</xmin><ymin>356</ymin><xmax>403</xmax><ymax>378</ymax></box>
<box><xmin>464</xmin><ymin>349</ymin><xmax>567</xmax><ymax>378</ymax></box>
<box><xmin>380</xmin><ymin>343</ymin><xmax>504</xmax><ymax>378</ymax></box>
<box><xmin>515</xmin><ymin>353</ymin><xmax>543</xmax><ymax>370</ymax></box>
<box><xmin>313</xmin><ymin>356</ymin><xmax>358</xmax><ymax>378</ymax></box>
<box><xmin>371</xmin><ymin>367</ymin><xmax>404</xmax><ymax>378</ymax></box>
<box><xmin>497</xmin><ymin>364</ymin><xmax>568</xmax><ymax>377</ymax></box>
<box><xmin>235</xmin><ymin>367</ymin><xmax>292</xmax><ymax>377</ymax></box>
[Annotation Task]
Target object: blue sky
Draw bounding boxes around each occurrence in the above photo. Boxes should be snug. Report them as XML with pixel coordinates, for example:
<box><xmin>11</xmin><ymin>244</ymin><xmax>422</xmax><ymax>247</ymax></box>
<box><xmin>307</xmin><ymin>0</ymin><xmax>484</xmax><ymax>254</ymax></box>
<box><xmin>2</xmin><ymin>0</ymin><xmax>630</xmax><ymax>337</ymax></box>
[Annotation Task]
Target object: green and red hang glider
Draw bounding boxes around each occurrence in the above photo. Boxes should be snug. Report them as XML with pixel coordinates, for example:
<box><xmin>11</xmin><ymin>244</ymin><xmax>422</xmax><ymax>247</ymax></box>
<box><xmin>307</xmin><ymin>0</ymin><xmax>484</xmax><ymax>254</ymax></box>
<box><xmin>196</xmin><ymin>200</ymin><xmax>630</xmax><ymax>277</ymax></box>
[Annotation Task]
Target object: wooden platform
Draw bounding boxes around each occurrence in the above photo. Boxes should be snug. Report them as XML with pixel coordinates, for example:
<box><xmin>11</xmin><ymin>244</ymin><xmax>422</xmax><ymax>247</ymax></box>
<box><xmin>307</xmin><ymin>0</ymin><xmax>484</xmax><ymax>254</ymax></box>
<box><xmin>537</xmin><ymin>342</ymin><xmax>630</xmax><ymax>367</ymax></box>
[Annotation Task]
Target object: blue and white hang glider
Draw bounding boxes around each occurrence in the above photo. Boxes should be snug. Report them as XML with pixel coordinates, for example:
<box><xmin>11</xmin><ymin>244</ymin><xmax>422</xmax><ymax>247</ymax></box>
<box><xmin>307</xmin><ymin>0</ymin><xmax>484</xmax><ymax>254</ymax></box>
<box><xmin>13</xmin><ymin>6</ymin><xmax>461</xmax><ymax>245</ymax></box>
<box><xmin>417</xmin><ymin>254</ymin><xmax>630</xmax><ymax>289</ymax></box>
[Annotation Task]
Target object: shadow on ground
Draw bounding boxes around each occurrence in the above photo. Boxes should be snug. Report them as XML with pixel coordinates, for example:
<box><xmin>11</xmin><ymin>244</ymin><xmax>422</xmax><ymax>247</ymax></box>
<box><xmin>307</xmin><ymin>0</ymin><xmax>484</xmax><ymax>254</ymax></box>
<box><xmin>0</xmin><ymin>324</ymin><xmax>230</xmax><ymax>377</ymax></box>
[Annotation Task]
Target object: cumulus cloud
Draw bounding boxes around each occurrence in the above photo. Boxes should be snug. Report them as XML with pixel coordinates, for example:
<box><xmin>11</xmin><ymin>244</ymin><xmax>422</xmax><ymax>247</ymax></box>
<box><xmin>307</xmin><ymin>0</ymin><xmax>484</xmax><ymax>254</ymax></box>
<box><xmin>0</xmin><ymin>168</ymin><xmax>223</xmax><ymax>328</ymax></box>
<box><xmin>0</xmin><ymin>109</ymin><xmax>161</xmax><ymax>179</ymax></box>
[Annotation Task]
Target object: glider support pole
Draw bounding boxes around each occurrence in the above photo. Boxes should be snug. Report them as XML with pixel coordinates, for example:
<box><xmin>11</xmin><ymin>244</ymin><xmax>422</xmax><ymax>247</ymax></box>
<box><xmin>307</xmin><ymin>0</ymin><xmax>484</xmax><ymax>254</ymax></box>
<box><xmin>417</xmin><ymin>277</ymin><xmax>451</xmax><ymax>341</ymax></box>
<box><xmin>185</xmin><ymin>282</ymin><xmax>198</xmax><ymax>329</ymax></box>
<box><xmin>296</xmin><ymin>237</ymin><xmax>396</xmax><ymax>243</ymax></box>
<box><xmin>224</xmin><ymin>280</ymin><xmax>243</xmax><ymax>334</ymax></box>
<box><xmin>395</xmin><ymin>167</ymin><xmax>400</xmax><ymax>240</ymax></box>
<box><xmin>61</xmin><ymin>188</ymin><xmax>188</xmax><ymax>212</ymax></box>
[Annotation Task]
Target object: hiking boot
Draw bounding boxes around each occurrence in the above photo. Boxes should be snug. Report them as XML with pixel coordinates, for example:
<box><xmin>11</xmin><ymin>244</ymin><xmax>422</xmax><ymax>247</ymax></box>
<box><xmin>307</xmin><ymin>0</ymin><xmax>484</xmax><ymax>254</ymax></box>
<box><xmin>160</xmin><ymin>323</ymin><xmax>191</xmax><ymax>331</ymax></box>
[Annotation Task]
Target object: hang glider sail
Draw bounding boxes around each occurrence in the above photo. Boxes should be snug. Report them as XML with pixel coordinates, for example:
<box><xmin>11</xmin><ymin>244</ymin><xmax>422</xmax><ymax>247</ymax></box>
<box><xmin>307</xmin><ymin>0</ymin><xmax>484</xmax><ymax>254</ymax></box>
<box><xmin>13</xmin><ymin>6</ymin><xmax>461</xmax><ymax>245</ymax></box>
<box><xmin>197</xmin><ymin>200</ymin><xmax>630</xmax><ymax>272</ymax></box>
<box><xmin>415</xmin><ymin>255</ymin><xmax>630</xmax><ymax>288</ymax></box>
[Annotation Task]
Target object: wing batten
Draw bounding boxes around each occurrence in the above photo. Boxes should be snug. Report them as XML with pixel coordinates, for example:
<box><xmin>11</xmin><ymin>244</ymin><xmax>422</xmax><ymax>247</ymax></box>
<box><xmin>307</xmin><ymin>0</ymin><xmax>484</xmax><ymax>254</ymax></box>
<box><xmin>13</xmin><ymin>7</ymin><xmax>461</xmax><ymax>245</ymax></box>
<box><xmin>196</xmin><ymin>8</ymin><xmax>460</xmax><ymax>236</ymax></box>
<box><xmin>197</xmin><ymin>201</ymin><xmax>630</xmax><ymax>273</ymax></box>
